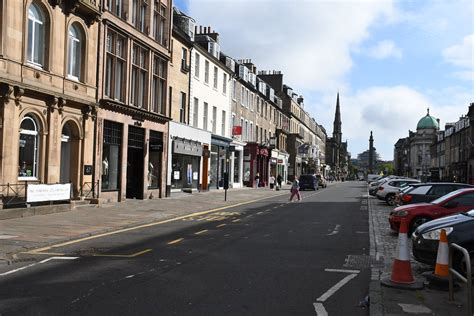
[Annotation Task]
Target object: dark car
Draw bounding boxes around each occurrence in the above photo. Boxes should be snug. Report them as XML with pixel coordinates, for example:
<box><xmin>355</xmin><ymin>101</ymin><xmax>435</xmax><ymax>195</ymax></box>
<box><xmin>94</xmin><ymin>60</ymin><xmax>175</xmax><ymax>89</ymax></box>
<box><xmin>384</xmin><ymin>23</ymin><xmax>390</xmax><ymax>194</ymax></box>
<box><xmin>389</xmin><ymin>188</ymin><xmax>474</xmax><ymax>234</ymax></box>
<box><xmin>398</xmin><ymin>182</ymin><xmax>474</xmax><ymax>205</ymax></box>
<box><xmin>299</xmin><ymin>174</ymin><xmax>318</xmax><ymax>191</ymax></box>
<box><xmin>412</xmin><ymin>210</ymin><xmax>474</xmax><ymax>273</ymax></box>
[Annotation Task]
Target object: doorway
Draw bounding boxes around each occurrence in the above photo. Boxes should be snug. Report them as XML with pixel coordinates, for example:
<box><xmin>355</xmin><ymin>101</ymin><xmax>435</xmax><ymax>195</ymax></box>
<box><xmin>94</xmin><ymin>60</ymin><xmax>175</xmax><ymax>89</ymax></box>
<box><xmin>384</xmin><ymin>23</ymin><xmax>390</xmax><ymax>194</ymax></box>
<box><xmin>126</xmin><ymin>126</ymin><xmax>144</xmax><ymax>199</ymax></box>
<box><xmin>60</xmin><ymin>121</ymin><xmax>80</xmax><ymax>196</ymax></box>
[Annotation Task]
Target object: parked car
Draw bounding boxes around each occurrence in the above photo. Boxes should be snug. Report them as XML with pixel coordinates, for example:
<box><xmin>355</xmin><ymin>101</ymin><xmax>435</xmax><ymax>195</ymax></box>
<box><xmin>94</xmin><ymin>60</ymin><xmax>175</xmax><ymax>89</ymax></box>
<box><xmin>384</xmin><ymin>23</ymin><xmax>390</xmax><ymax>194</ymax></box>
<box><xmin>398</xmin><ymin>182</ymin><xmax>474</xmax><ymax>205</ymax></box>
<box><xmin>412</xmin><ymin>210</ymin><xmax>474</xmax><ymax>274</ymax></box>
<box><xmin>299</xmin><ymin>174</ymin><xmax>318</xmax><ymax>191</ymax></box>
<box><xmin>389</xmin><ymin>188</ymin><xmax>474</xmax><ymax>234</ymax></box>
<box><xmin>316</xmin><ymin>175</ymin><xmax>327</xmax><ymax>188</ymax></box>
<box><xmin>394</xmin><ymin>184</ymin><xmax>418</xmax><ymax>206</ymax></box>
<box><xmin>376</xmin><ymin>178</ymin><xmax>420</xmax><ymax>205</ymax></box>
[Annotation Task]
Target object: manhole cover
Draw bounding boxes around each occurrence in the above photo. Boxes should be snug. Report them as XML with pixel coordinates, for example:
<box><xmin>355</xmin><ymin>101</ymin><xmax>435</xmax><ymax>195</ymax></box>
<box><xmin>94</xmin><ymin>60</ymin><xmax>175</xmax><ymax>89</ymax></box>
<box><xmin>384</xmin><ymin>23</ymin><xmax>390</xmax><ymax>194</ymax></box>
<box><xmin>344</xmin><ymin>254</ymin><xmax>384</xmax><ymax>269</ymax></box>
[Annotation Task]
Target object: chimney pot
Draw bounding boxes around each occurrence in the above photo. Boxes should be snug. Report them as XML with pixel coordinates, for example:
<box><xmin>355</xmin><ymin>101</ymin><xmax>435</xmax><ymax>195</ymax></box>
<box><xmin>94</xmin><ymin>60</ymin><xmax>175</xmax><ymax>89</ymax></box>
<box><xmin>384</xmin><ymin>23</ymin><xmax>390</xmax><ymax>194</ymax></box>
<box><xmin>199</xmin><ymin>26</ymin><xmax>202</xmax><ymax>33</ymax></box>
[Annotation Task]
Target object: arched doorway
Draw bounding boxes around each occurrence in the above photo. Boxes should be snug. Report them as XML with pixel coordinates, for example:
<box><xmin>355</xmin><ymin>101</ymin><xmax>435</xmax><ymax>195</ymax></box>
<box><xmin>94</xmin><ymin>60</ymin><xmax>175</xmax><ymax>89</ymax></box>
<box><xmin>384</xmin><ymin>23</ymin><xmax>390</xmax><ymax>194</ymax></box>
<box><xmin>60</xmin><ymin>121</ymin><xmax>80</xmax><ymax>194</ymax></box>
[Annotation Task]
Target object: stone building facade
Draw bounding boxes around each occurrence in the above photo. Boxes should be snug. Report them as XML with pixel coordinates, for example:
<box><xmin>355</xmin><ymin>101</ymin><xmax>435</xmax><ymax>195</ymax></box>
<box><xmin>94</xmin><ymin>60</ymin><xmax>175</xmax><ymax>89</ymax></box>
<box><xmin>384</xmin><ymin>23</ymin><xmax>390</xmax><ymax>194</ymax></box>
<box><xmin>0</xmin><ymin>0</ymin><xmax>101</xmax><ymax>202</ymax></box>
<box><xmin>95</xmin><ymin>0</ymin><xmax>172</xmax><ymax>202</ymax></box>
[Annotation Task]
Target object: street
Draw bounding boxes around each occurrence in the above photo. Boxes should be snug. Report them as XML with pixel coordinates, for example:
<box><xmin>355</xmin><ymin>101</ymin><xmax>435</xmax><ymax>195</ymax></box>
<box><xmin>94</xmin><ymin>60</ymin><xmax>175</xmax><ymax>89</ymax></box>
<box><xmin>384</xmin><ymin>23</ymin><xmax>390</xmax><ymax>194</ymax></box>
<box><xmin>0</xmin><ymin>182</ymin><xmax>369</xmax><ymax>315</ymax></box>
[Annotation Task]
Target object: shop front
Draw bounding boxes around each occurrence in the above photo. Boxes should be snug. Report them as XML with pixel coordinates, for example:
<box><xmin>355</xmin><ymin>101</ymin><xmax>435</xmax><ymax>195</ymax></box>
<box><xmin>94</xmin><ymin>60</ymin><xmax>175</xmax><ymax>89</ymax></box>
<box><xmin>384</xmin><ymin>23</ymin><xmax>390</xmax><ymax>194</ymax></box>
<box><xmin>167</xmin><ymin>122</ymin><xmax>211</xmax><ymax>195</ymax></box>
<box><xmin>230</xmin><ymin>140</ymin><xmax>245</xmax><ymax>188</ymax></box>
<box><xmin>209</xmin><ymin>135</ymin><xmax>232</xmax><ymax>189</ymax></box>
<box><xmin>243</xmin><ymin>143</ymin><xmax>270</xmax><ymax>187</ymax></box>
<box><xmin>171</xmin><ymin>137</ymin><xmax>202</xmax><ymax>192</ymax></box>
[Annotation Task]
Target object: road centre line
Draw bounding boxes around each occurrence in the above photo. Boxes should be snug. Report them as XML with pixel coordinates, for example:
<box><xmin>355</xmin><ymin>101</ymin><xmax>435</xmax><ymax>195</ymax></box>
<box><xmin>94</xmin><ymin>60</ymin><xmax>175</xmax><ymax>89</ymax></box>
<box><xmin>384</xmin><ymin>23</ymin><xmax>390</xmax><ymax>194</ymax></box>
<box><xmin>194</xmin><ymin>230</ymin><xmax>208</xmax><ymax>235</ymax></box>
<box><xmin>167</xmin><ymin>238</ymin><xmax>184</xmax><ymax>245</ymax></box>
<box><xmin>232</xmin><ymin>219</ymin><xmax>240</xmax><ymax>222</ymax></box>
<box><xmin>316</xmin><ymin>273</ymin><xmax>358</xmax><ymax>302</ymax></box>
<box><xmin>25</xmin><ymin>193</ymin><xmax>286</xmax><ymax>254</ymax></box>
<box><xmin>216</xmin><ymin>223</ymin><xmax>227</xmax><ymax>228</ymax></box>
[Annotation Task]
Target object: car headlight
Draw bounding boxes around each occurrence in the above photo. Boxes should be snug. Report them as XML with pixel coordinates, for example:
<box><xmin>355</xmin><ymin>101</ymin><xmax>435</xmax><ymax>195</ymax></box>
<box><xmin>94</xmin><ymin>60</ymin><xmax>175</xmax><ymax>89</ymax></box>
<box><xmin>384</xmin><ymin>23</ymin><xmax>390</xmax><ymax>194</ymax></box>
<box><xmin>422</xmin><ymin>227</ymin><xmax>453</xmax><ymax>240</ymax></box>
<box><xmin>394</xmin><ymin>210</ymin><xmax>408</xmax><ymax>217</ymax></box>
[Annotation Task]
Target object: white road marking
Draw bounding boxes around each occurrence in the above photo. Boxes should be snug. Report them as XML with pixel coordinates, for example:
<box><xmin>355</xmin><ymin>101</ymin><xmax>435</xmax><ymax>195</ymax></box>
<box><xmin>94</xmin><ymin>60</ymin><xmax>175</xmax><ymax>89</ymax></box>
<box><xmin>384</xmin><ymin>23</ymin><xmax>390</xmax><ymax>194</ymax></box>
<box><xmin>0</xmin><ymin>256</ymin><xmax>78</xmax><ymax>276</ymax></box>
<box><xmin>326</xmin><ymin>224</ymin><xmax>341</xmax><ymax>236</ymax></box>
<box><xmin>313</xmin><ymin>302</ymin><xmax>328</xmax><ymax>316</ymax></box>
<box><xmin>325</xmin><ymin>268</ymin><xmax>360</xmax><ymax>274</ymax></box>
<box><xmin>0</xmin><ymin>235</ymin><xmax>18</xmax><ymax>239</ymax></box>
<box><xmin>125</xmin><ymin>274</ymin><xmax>135</xmax><ymax>279</ymax></box>
<box><xmin>316</xmin><ymin>273</ymin><xmax>358</xmax><ymax>302</ymax></box>
<box><xmin>398</xmin><ymin>303</ymin><xmax>432</xmax><ymax>313</ymax></box>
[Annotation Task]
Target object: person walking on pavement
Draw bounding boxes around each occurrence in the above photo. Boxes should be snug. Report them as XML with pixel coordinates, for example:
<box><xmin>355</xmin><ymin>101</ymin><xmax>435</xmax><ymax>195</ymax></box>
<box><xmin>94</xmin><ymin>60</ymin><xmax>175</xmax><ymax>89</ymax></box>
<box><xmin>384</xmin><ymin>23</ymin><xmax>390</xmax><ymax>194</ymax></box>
<box><xmin>269</xmin><ymin>174</ymin><xmax>275</xmax><ymax>189</ymax></box>
<box><xmin>277</xmin><ymin>174</ymin><xmax>283</xmax><ymax>189</ymax></box>
<box><xmin>289</xmin><ymin>178</ymin><xmax>301</xmax><ymax>202</ymax></box>
<box><xmin>255</xmin><ymin>172</ymin><xmax>260</xmax><ymax>188</ymax></box>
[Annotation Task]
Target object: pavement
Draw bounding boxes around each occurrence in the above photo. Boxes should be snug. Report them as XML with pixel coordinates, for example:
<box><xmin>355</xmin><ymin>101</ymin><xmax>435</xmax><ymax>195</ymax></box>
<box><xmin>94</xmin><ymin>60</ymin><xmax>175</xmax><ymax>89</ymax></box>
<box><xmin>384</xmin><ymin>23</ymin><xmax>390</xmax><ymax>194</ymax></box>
<box><xmin>0</xmin><ymin>181</ymin><xmax>472</xmax><ymax>315</ymax></box>
<box><xmin>367</xmin><ymin>190</ymin><xmax>471</xmax><ymax>316</ymax></box>
<box><xmin>0</xmin><ymin>185</ymin><xmax>292</xmax><ymax>264</ymax></box>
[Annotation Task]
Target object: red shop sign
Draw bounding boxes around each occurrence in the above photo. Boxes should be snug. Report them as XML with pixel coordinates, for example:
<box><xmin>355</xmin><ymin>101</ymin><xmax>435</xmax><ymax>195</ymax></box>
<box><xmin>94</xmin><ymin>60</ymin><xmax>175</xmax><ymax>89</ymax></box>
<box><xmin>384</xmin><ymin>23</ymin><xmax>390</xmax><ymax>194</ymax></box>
<box><xmin>259</xmin><ymin>148</ymin><xmax>269</xmax><ymax>156</ymax></box>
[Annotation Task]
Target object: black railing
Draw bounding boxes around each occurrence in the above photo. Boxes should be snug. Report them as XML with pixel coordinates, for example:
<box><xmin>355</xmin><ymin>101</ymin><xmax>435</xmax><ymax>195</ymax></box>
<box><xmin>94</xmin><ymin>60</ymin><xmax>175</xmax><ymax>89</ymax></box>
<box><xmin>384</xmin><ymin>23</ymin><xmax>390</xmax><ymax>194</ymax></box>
<box><xmin>80</xmin><ymin>180</ymin><xmax>99</xmax><ymax>199</ymax></box>
<box><xmin>0</xmin><ymin>181</ymin><xmax>41</xmax><ymax>208</ymax></box>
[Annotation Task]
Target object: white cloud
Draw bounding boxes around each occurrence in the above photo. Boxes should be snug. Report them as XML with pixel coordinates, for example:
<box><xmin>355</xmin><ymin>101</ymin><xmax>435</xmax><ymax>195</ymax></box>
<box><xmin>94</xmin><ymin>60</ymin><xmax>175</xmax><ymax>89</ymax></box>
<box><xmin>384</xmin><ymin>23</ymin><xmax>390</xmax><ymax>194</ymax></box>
<box><xmin>443</xmin><ymin>34</ymin><xmax>474</xmax><ymax>68</ymax></box>
<box><xmin>187</xmin><ymin>0</ymin><xmax>397</xmax><ymax>91</ymax></box>
<box><xmin>366</xmin><ymin>40</ymin><xmax>402</xmax><ymax>59</ymax></box>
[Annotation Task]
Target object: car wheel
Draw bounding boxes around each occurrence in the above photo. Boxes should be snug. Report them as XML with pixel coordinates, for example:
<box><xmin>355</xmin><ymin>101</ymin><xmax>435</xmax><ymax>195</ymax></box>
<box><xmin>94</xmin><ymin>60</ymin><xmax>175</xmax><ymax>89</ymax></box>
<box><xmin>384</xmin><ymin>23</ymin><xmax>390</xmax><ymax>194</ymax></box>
<box><xmin>386</xmin><ymin>194</ymin><xmax>396</xmax><ymax>206</ymax></box>
<box><xmin>409</xmin><ymin>216</ymin><xmax>431</xmax><ymax>235</ymax></box>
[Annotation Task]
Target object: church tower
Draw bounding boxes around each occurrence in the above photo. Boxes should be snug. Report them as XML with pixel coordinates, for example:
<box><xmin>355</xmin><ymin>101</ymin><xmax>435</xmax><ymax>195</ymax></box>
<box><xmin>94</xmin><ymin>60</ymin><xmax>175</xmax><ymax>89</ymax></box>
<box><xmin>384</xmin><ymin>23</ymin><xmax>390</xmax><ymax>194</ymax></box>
<box><xmin>369</xmin><ymin>131</ymin><xmax>374</xmax><ymax>174</ymax></box>
<box><xmin>333</xmin><ymin>92</ymin><xmax>342</xmax><ymax>145</ymax></box>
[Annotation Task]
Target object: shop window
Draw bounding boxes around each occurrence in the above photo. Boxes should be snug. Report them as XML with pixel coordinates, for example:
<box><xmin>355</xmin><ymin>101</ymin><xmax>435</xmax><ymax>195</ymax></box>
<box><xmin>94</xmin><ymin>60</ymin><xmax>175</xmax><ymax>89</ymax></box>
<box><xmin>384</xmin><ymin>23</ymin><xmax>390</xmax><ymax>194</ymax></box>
<box><xmin>27</xmin><ymin>2</ymin><xmax>48</xmax><ymax>68</ymax></box>
<box><xmin>18</xmin><ymin>115</ymin><xmax>40</xmax><ymax>179</ymax></box>
<box><xmin>67</xmin><ymin>23</ymin><xmax>84</xmax><ymax>81</ymax></box>
<box><xmin>148</xmin><ymin>131</ymin><xmax>162</xmax><ymax>189</ymax></box>
<box><xmin>102</xmin><ymin>120</ymin><xmax>122</xmax><ymax>190</ymax></box>
<box><xmin>233</xmin><ymin>151</ymin><xmax>240</xmax><ymax>183</ymax></box>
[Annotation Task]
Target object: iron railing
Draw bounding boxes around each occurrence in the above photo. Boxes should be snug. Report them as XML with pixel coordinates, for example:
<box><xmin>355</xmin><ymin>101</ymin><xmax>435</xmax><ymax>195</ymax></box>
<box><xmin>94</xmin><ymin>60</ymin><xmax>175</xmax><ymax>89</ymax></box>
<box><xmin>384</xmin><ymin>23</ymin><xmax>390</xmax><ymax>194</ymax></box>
<box><xmin>80</xmin><ymin>180</ymin><xmax>99</xmax><ymax>199</ymax></box>
<box><xmin>448</xmin><ymin>243</ymin><xmax>472</xmax><ymax>315</ymax></box>
<box><xmin>0</xmin><ymin>181</ymin><xmax>41</xmax><ymax>208</ymax></box>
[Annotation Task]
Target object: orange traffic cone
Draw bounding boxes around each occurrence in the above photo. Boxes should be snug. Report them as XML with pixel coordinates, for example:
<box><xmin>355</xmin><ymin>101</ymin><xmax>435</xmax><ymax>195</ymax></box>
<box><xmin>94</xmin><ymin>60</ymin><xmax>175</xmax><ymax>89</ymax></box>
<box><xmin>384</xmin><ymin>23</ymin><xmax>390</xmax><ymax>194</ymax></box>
<box><xmin>381</xmin><ymin>218</ymin><xmax>424</xmax><ymax>289</ymax></box>
<box><xmin>424</xmin><ymin>229</ymin><xmax>453</xmax><ymax>290</ymax></box>
<box><xmin>434</xmin><ymin>229</ymin><xmax>449</xmax><ymax>277</ymax></box>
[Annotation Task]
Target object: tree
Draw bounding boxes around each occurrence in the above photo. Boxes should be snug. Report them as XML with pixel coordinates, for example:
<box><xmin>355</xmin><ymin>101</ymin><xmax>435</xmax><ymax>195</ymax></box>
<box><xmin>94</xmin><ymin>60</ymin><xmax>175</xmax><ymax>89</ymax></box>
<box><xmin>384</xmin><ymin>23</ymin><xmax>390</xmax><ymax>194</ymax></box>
<box><xmin>378</xmin><ymin>161</ymin><xmax>394</xmax><ymax>175</ymax></box>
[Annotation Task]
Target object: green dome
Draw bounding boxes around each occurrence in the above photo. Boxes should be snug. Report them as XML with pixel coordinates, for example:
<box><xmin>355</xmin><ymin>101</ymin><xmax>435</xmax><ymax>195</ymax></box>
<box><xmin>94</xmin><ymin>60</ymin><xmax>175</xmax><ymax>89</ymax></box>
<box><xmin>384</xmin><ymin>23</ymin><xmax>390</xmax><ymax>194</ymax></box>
<box><xmin>416</xmin><ymin>110</ymin><xmax>439</xmax><ymax>130</ymax></box>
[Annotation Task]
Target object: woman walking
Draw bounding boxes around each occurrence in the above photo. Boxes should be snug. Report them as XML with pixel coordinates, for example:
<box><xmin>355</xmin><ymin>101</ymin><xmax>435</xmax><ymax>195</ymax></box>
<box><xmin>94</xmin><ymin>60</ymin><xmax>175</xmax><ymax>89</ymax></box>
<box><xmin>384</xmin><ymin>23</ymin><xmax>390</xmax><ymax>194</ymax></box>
<box><xmin>289</xmin><ymin>178</ymin><xmax>301</xmax><ymax>202</ymax></box>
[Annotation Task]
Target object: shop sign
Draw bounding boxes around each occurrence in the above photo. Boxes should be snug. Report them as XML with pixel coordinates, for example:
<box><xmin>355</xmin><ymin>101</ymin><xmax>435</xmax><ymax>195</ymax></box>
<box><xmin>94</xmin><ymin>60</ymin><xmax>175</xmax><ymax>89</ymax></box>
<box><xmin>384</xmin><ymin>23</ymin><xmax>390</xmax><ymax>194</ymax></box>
<box><xmin>27</xmin><ymin>183</ymin><xmax>71</xmax><ymax>203</ymax></box>
<box><xmin>270</xmin><ymin>158</ymin><xmax>277</xmax><ymax>164</ymax></box>
<box><xmin>259</xmin><ymin>148</ymin><xmax>269</xmax><ymax>156</ymax></box>
<box><xmin>173</xmin><ymin>139</ymin><xmax>202</xmax><ymax>157</ymax></box>
<box><xmin>232</xmin><ymin>126</ymin><xmax>242</xmax><ymax>135</ymax></box>
<box><xmin>173</xmin><ymin>171</ymin><xmax>180</xmax><ymax>180</ymax></box>
<box><xmin>278</xmin><ymin>159</ymin><xmax>284</xmax><ymax>163</ymax></box>
<box><xmin>84</xmin><ymin>165</ymin><xmax>93</xmax><ymax>175</ymax></box>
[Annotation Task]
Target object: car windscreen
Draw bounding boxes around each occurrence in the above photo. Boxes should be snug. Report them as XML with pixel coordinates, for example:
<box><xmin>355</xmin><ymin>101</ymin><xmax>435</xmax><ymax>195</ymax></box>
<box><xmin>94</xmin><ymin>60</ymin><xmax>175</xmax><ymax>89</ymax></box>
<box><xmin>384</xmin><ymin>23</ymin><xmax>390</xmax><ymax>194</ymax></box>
<box><xmin>431</xmin><ymin>189</ymin><xmax>466</xmax><ymax>204</ymax></box>
<box><xmin>409</xmin><ymin>186</ymin><xmax>432</xmax><ymax>195</ymax></box>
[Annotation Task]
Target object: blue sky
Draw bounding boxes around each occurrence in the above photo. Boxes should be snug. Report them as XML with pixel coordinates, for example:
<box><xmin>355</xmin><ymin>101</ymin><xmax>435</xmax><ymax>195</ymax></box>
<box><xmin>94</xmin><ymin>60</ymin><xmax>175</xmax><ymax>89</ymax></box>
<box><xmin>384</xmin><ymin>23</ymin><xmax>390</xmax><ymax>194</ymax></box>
<box><xmin>174</xmin><ymin>0</ymin><xmax>473</xmax><ymax>161</ymax></box>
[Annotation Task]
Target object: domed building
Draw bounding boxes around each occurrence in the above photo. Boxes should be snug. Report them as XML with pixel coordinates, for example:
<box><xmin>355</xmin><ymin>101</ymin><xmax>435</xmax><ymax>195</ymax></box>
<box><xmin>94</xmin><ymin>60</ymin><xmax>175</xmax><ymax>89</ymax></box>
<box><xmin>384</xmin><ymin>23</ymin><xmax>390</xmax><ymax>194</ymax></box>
<box><xmin>394</xmin><ymin>109</ymin><xmax>439</xmax><ymax>179</ymax></box>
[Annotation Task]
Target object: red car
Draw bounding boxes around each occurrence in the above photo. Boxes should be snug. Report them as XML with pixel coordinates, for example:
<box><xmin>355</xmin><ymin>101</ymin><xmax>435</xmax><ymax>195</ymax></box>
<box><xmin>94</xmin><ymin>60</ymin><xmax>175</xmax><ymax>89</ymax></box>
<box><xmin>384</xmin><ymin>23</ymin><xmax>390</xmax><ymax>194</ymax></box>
<box><xmin>389</xmin><ymin>188</ymin><xmax>474</xmax><ymax>234</ymax></box>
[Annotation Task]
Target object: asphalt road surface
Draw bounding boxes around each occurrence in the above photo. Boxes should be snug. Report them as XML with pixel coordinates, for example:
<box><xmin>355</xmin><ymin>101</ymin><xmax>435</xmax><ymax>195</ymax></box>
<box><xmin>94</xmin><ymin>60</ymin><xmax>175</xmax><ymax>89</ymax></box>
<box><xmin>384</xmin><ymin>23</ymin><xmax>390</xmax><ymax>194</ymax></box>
<box><xmin>0</xmin><ymin>181</ymin><xmax>370</xmax><ymax>315</ymax></box>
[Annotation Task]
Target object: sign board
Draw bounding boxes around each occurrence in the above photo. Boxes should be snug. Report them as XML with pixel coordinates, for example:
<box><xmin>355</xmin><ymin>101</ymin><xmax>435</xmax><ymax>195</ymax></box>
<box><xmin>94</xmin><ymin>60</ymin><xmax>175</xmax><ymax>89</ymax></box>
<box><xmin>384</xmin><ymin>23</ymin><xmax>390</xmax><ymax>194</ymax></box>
<box><xmin>173</xmin><ymin>171</ymin><xmax>180</xmax><ymax>180</ymax></box>
<box><xmin>84</xmin><ymin>165</ymin><xmax>93</xmax><ymax>175</ymax></box>
<box><xmin>232</xmin><ymin>126</ymin><xmax>242</xmax><ymax>135</ymax></box>
<box><xmin>27</xmin><ymin>183</ymin><xmax>71</xmax><ymax>203</ymax></box>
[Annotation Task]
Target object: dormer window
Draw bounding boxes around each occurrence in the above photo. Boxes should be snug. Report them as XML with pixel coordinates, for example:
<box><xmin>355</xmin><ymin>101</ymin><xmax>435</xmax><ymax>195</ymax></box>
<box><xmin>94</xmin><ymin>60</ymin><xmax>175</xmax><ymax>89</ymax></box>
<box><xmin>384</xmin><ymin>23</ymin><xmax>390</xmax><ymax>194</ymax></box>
<box><xmin>208</xmin><ymin>41</ymin><xmax>220</xmax><ymax>59</ymax></box>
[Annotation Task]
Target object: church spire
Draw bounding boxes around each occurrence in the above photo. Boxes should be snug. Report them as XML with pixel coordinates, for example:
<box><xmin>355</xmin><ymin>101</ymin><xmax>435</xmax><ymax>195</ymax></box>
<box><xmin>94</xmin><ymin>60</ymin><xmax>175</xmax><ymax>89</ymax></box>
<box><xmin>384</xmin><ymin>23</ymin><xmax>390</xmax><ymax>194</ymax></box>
<box><xmin>333</xmin><ymin>92</ymin><xmax>342</xmax><ymax>143</ymax></box>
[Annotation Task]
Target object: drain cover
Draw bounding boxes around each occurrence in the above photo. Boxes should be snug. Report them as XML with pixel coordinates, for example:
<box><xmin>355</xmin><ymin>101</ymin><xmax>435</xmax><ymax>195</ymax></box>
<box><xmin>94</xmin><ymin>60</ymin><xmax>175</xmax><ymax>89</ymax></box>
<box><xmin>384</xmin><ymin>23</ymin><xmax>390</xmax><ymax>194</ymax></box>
<box><xmin>344</xmin><ymin>254</ymin><xmax>384</xmax><ymax>269</ymax></box>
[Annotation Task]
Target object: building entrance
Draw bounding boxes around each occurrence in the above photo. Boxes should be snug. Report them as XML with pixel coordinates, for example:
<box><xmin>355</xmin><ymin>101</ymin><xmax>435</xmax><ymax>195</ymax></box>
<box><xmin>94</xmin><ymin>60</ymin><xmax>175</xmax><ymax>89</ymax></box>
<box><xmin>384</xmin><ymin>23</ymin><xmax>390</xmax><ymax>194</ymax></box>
<box><xmin>126</xmin><ymin>126</ymin><xmax>144</xmax><ymax>199</ymax></box>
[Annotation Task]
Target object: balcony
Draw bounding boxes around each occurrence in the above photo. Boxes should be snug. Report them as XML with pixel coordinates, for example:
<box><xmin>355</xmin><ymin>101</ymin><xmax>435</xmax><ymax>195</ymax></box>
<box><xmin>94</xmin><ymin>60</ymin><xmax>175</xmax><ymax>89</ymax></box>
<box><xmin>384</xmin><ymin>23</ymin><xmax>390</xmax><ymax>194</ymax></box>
<box><xmin>48</xmin><ymin>0</ymin><xmax>101</xmax><ymax>26</ymax></box>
